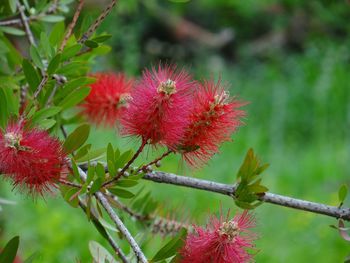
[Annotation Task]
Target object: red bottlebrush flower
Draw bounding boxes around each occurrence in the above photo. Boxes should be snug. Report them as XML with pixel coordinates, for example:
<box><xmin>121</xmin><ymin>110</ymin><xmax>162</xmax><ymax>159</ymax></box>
<box><xmin>121</xmin><ymin>64</ymin><xmax>196</xmax><ymax>145</ymax></box>
<box><xmin>177</xmin><ymin>79</ymin><xmax>245</xmax><ymax>167</ymax></box>
<box><xmin>0</xmin><ymin>122</ymin><xmax>66</xmax><ymax>195</ymax></box>
<box><xmin>180</xmin><ymin>211</ymin><xmax>257</xmax><ymax>263</ymax></box>
<box><xmin>80</xmin><ymin>72</ymin><xmax>134</xmax><ymax>127</ymax></box>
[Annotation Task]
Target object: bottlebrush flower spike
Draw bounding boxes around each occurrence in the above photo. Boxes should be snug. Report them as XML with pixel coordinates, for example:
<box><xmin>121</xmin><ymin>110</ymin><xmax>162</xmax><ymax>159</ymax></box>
<box><xmin>121</xmin><ymin>64</ymin><xmax>196</xmax><ymax>145</ymax></box>
<box><xmin>177</xmin><ymin>79</ymin><xmax>245</xmax><ymax>167</ymax></box>
<box><xmin>0</xmin><ymin>122</ymin><xmax>67</xmax><ymax>195</ymax></box>
<box><xmin>80</xmin><ymin>72</ymin><xmax>134</xmax><ymax>127</ymax></box>
<box><xmin>180</xmin><ymin>211</ymin><xmax>257</xmax><ymax>263</ymax></box>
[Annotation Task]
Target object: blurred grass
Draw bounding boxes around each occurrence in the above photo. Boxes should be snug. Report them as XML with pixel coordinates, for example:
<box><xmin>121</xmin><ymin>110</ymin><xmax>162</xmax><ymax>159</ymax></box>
<box><xmin>2</xmin><ymin>0</ymin><xmax>350</xmax><ymax>262</ymax></box>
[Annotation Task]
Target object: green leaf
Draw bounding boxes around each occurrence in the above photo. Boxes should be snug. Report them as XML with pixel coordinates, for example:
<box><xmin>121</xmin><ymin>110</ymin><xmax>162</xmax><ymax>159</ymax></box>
<box><xmin>116</xmin><ymin>179</ymin><xmax>138</xmax><ymax>188</ymax></box>
<box><xmin>151</xmin><ymin>228</ymin><xmax>187</xmax><ymax>262</ymax></box>
<box><xmin>91</xmin><ymin>34</ymin><xmax>112</xmax><ymax>43</ymax></box>
<box><xmin>75</xmin><ymin>148</ymin><xmax>106</xmax><ymax>163</ymax></box>
<box><xmin>0</xmin><ymin>236</ymin><xmax>19</xmax><ymax>263</ymax></box>
<box><xmin>39</xmin><ymin>15</ymin><xmax>65</xmax><ymax>23</ymax></box>
<box><xmin>47</xmin><ymin>53</ymin><xmax>61</xmax><ymax>75</ymax></box>
<box><xmin>37</xmin><ymin>119</ymin><xmax>56</xmax><ymax>130</ymax></box>
<box><xmin>23</xmin><ymin>252</ymin><xmax>40</xmax><ymax>263</ymax></box>
<box><xmin>339</xmin><ymin>184</ymin><xmax>348</xmax><ymax>204</ymax></box>
<box><xmin>74</xmin><ymin>144</ymin><xmax>92</xmax><ymax>161</ymax></box>
<box><xmin>0</xmin><ymin>87</ymin><xmax>19</xmax><ymax>128</ymax></box>
<box><xmin>95</xmin><ymin>163</ymin><xmax>106</xmax><ymax>180</ymax></box>
<box><xmin>0</xmin><ymin>26</ymin><xmax>25</xmax><ymax>36</ymax></box>
<box><xmin>54</xmin><ymin>77</ymin><xmax>95</xmax><ymax>104</ymax></box>
<box><xmin>86</xmin><ymin>165</ymin><xmax>95</xmax><ymax>185</ymax></box>
<box><xmin>63</xmin><ymin>187</ymin><xmax>80</xmax><ymax>208</ymax></box>
<box><xmin>63</xmin><ymin>124</ymin><xmax>90</xmax><ymax>154</ymax></box>
<box><xmin>107</xmin><ymin>160</ymin><xmax>117</xmax><ymax>177</ymax></box>
<box><xmin>22</xmin><ymin>59</ymin><xmax>40</xmax><ymax>92</ymax></box>
<box><xmin>107</xmin><ymin>143</ymin><xmax>115</xmax><ymax>163</ymax></box>
<box><xmin>89</xmin><ymin>45</ymin><xmax>111</xmax><ymax>56</ymax></box>
<box><xmin>58</xmin><ymin>87</ymin><xmax>91</xmax><ymax>110</ymax></box>
<box><xmin>116</xmin><ymin>150</ymin><xmax>134</xmax><ymax>169</ymax></box>
<box><xmin>61</xmin><ymin>44</ymin><xmax>82</xmax><ymax>61</ymax></box>
<box><xmin>234</xmin><ymin>148</ymin><xmax>269</xmax><ymax>209</ymax></box>
<box><xmin>29</xmin><ymin>45</ymin><xmax>44</xmax><ymax>69</ymax></box>
<box><xmin>84</xmin><ymin>40</ymin><xmax>98</xmax><ymax>48</ymax></box>
<box><xmin>30</xmin><ymin>106</ymin><xmax>62</xmax><ymax>125</ymax></box>
<box><xmin>90</xmin><ymin>178</ymin><xmax>103</xmax><ymax>194</ymax></box>
<box><xmin>49</xmin><ymin>22</ymin><xmax>65</xmax><ymax>46</ymax></box>
<box><xmin>89</xmin><ymin>241</ymin><xmax>118</xmax><ymax>263</ymax></box>
<box><xmin>40</xmin><ymin>32</ymin><xmax>54</xmax><ymax>59</ymax></box>
<box><xmin>71</xmin><ymin>160</ymin><xmax>82</xmax><ymax>183</ymax></box>
<box><xmin>8</xmin><ymin>0</ymin><xmax>16</xmax><ymax>13</ymax></box>
<box><xmin>108</xmin><ymin>188</ymin><xmax>135</xmax><ymax>199</ymax></box>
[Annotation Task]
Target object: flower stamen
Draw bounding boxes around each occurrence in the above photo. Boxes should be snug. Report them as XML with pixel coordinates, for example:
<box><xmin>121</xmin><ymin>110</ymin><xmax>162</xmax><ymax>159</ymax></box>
<box><xmin>157</xmin><ymin>79</ymin><xmax>177</xmax><ymax>95</ymax></box>
<box><xmin>218</xmin><ymin>220</ymin><xmax>240</xmax><ymax>241</ymax></box>
<box><xmin>4</xmin><ymin>132</ymin><xmax>22</xmax><ymax>149</ymax></box>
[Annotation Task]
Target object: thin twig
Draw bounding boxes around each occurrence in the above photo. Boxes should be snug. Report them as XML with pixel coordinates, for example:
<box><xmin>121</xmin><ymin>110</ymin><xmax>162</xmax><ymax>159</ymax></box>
<box><xmin>95</xmin><ymin>192</ymin><xmax>148</xmax><ymax>263</ymax></box>
<box><xmin>138</xmin><ymin>150</ymin><xmax>173</xmax><ymax>173</ymax></box>
<box><xmin>78</xmin><ymin>167</ymin><xmax>148</xmax><ymax>262</ymax></box>
<box><xmin>143</xmin><ymin>171</ymin><xmax>350</xmax><ymax>221</ymax></box>
<box><xmin>0</xmin><ymin>18</ymin><xmax>22</xmax><ymax>26</ymax></box>
<box><xmin>105</xmin><ymin>193</ymin><xmax>150</xmax><ymax>221</ymax></box>
<box><xmin>33</xmin><ymin>74</ymin><xmax>49</xmax><ymax>99</ymax></box>
<box><xmin>78</xmin><ymin>0</ymin><xmax>118</xmax><ymax>44</ymax></box>
<box><xmin>103</xmin><ymin>139</ymin><xmax>147</xmax><ymax>187</ymax></box>
<box><xmin>19</xmin><ymin>84</ymin><xmax>28</xmax><ymax>113</ymax></box>
<box><xmin>47</xmin><ymin>0</ymin><xmax>60</xmax><ymax>14</ymax></box>
<box><xmin>16</xmin><ymin>1</ymin><xmax>36</xmax><ymax>46</ymax></box>
<box><xmin>79</xmin><ymin>200</ymin><xmax>129</xmax><ymax>263</ymax></box>
<box><xmin>59</xmin><ymin>0</ymin><xmax>85</xmax><ymax>52</ymax></box>
<box><xmin>60</xmin><ymin>125</ymin><xmax>68</xmax><ymax>139</ymax></box>
<box><xmin>59</xmin><ymin>179</ymin><xmax>81</xmax><ymax>188</ymax></box>
<box><xmin>0</xmin><ymin>0</ymin><xmax>59</xmax><ymax>26</ymax></box>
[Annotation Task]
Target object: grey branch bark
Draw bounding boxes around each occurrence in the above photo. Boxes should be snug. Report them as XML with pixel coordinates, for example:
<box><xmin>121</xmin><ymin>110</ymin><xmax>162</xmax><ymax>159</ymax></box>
<box><xmin>78</xmin><ymin>200</ymin><xmax>129</xmax><ymax>263</ymax></box>
<box><xmin>143</xmin><ymin>171</ymin><xmax>350</xmax><ymax>221</ymax></box>
<box><xmin>95</xmin><ymin>192</ymin><xmax>148</xmax><ymax>263</ymax></box>
<box><xmin>77</xmin><ymin>167</ymin><xmax>148</xmax><ymax>263</ymax></box>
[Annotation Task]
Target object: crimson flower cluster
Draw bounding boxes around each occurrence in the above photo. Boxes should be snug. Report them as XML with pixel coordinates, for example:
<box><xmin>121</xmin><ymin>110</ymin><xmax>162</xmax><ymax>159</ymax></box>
<box><xmin>0</xmin><ymin>122</ymin><xmax>66</xmax><ymax>195</ymax></box>
<box><xmin>180</xmin><ymin>211</ymin><xmax>257</xmax><ymax>263</ymax></box>
<box><xmin>82</xmin><ymin>64</ymin><xmax>245</xmax><ymax>166</ymax></box>
<box><xmin>80</xmin><ymin>73</ymin><xmax>134</xmax><ymax>127</ymax></box>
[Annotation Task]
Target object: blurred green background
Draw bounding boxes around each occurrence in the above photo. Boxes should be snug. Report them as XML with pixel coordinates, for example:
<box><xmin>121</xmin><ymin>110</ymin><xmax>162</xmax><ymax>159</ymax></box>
<box><xmin>1</xmin><ymin>0</ymin><xmax>350</xmax><ymax>262</ymax></box>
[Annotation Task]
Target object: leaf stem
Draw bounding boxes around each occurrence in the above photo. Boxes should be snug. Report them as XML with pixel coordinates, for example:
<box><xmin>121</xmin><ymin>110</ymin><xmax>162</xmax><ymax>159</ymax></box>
<box><xmin>138</xmin><ymin>149</ymin><xmax>173</xmax><ymax>173</ymax></box>
<box><xmin>103</xmin><ymin>138</ymin><xmax>147</xmax><ymax>187</ymax></box>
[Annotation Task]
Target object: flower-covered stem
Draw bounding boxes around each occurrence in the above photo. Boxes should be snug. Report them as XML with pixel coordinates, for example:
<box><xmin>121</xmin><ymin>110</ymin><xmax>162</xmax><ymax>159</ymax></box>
<box><xmin>103</xmin><ymin>139</ymin><xmax>147</xmax><ymax>187</ymax></box>
<box><xmin>95</xmin><ymin>192</ymin><xmax>148</xmax><ymax>263</ymax></box>
<box><xmin>78</xmin><ymin>0</ymin><xmax>119</xmax><ymax>44</ymax></box>
<box><xmin>143</xmin><ymin>171</ymin><xmax>350</xmax><ymax>221</ymax></box>
<box><xmin>78</xmin><ymin>200</ymin><xmax>129</xmax><ymax>263</ymax></box>
<box><xmin>59</xmin><ymin>0</ymin><xmax>85</xmax><ymax>52</ymax></box>
<box><xmin>106</xmin><ymin>192</ymin><xmax>191</xmax><ymax>236</ymax></box>
<box><xmin>137</xmin><ymin>149</ymin><xmax>173</xmax><ymax>173</ymax></box>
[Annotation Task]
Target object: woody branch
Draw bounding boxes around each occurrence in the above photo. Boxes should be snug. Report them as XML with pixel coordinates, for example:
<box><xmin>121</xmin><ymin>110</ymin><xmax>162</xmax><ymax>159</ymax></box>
<box><xmin>142</xmin><ymin>171</ymin><xmax>350</xmax><ymax>221</ymax></box>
